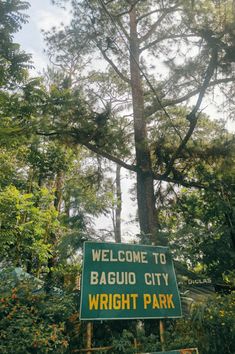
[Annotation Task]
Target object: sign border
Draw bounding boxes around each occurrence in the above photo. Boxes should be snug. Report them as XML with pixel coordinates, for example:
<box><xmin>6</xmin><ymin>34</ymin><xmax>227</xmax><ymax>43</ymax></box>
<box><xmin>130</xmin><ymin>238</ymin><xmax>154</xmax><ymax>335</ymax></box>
<box><xmin>80</xmin><ymin>241</ymin><xmax>182</xmax><ymax>320</ymax></box>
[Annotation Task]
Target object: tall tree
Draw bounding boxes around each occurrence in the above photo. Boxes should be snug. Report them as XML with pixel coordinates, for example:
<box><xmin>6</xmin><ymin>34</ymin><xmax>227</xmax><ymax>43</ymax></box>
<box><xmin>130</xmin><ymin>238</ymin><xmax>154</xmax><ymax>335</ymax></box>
<box><xmin>44</xmin><ymin>0</ymin><xmax>235</xmax><ymax>243</ymax></box>
<box><xmin>113</xmin><ymin>164</ymin><xmax>122</xmax><ymax>243</ymax></box>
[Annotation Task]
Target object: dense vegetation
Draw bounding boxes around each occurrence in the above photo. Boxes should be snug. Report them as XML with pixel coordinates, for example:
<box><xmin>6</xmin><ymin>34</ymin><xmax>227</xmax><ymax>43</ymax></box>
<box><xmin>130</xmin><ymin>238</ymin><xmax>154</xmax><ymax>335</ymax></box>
<box><xmin>0</xmin><ymin>0</ymin><xmax>234</xmax><ymax>353</ymax></box>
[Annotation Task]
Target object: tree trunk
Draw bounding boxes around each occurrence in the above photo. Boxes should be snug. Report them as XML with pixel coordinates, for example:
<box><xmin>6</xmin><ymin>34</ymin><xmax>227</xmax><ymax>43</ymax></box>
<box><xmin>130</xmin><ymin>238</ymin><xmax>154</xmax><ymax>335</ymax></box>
<box><xmin>129</xmin><ymin>8</ymin><xmax>157</xmax><ymax>243</ymax></box>
<box><xmin>114</xmin><ymin>164</ymin><xmax>122</xmax><ymax>243</ymax></box>
<box><xmin>54</xmin><ymin>171</ymin><xmax>64</xmax><ymax>212</ymax></box>
<box><xmin>46</xmin><ymin>171</ymin><xmax>64</xmax><ymax>291</ymax></box>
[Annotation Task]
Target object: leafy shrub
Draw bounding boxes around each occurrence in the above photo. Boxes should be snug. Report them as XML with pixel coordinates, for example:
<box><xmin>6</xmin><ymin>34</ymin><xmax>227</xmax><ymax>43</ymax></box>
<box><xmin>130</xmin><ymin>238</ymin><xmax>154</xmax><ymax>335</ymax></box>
<box><xmin>0</xmin><ymin>279</ymin><xmax>76</xmax><ymax>353</ymax></box>
<box><xmin>167</xmin><ymin>292</ymin><xmax>235</xmax><ymax>354</ymax></box>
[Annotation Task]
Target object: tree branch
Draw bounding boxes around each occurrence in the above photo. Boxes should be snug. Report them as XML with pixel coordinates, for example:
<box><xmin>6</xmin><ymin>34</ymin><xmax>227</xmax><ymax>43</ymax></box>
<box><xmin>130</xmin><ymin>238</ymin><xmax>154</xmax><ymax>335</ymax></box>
<box><xmin>161</xmin><ymin>47</ymin><xmax>219</xmax><ymax>179</ymax></box>
<box><xmin>140</xmin><ymin>33</ymin><xmax>196</xmax><ymax>52</ymax></box>
<box><xmin>137</xmin><ymin>6</ymin><xmax>180</xmax><ymax>23</ymax></box>
<box><xmin>36</xmin><ymin>130</ymin><xmax>204</xmax><ymax>189</ymax></box>
<box><xmin>152</xmin><ymin>173</ymin><xmax>205</xmax><ymax>189</ymax></box>
<box><xmin>96</xmin><ymin>43</ymin><xmax>131</xmax><ymax>84</ymax></box>
<box><xmin>84</xmin><ymin>142</ymin><xmax>206</xmax><ymax>189</ymax></box>
<box><xmin>115</xmin><ymin>17</ymin><xmax>130</xmax><ymax>41</ymax></box>
<box><xmin>83</xmin><ymin>141</ymin><xmax>205</xmax><ymax>188</ymax></box>
<box><xmin>37</xmin><ymin>129</ymin><xmax>137</xmax><ymax>171</ymax></box>
<box><xmin>115</xmin><ymin>0</ymin><xmax>142</xmax><ymax>17</ymax></box>
<box><xmin>81</xmin><ymin>141</ymin><xmax>138</xmax><ymax>172</ymax></box>
<box><xmin>145</xmin><ymin>77</ymin><xmax>235</xmax><ymax>118</ymax></box>
<box><xmin>139</xmin><ymin>6</ymin><xmax>179</xmax><ymax>43</ymax></box>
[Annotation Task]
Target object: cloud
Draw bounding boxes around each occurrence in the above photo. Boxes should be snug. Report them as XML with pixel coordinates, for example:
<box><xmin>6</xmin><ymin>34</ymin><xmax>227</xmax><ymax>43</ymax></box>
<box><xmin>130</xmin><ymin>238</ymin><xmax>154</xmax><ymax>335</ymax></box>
<box><xmin>36</xmin><ymin>7</ymin><xmax>71</xmax><ymax>32</ymax></box>
<box><xmin>14</xmin><ymin>0</ymin><xmax>72</xmax><ymax>72</ymax></box>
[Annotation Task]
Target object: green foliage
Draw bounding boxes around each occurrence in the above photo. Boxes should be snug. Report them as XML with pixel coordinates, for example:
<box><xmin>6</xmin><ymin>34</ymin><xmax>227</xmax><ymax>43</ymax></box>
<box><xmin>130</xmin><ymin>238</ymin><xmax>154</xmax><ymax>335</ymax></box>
<box><xmin>112</xmin><ymin>329</ymin><xmax>135</xmax><ymax>354</ymax></box>
<box><xmin>0</xmin><ymin>185</ymin><xmax>59</xmax><ymax>271</ymax></box>
<box><xmin>0</xmin><ymin>133</ymin><xmax>115</xmax><ymax>269</ymax></box>
<box><xmin>49</xmin><ymin>263</ymin><xmax>81</xmax><ymax>292</ymax></box>
<box><xmin>0</xmin><ymin>0</ymin><xmax>31</xmax><ymax>88</ymax></box>
<box><xmin>140</xmin><ymin>334</ymin><xmax>161</xmax><ymax>353</ymax></box>
<box><xmin>91</xmin><ymin>320</ymin><xmax>162</xmax><ymax>354</ymax></box>
<box><xmin>31</xmin><ymin>83</ymin><xmax>131</xmax><ymax>158</ymax></box>
<box><xmin>151</xmin><ymin>109</ymin><xmax>234</xmax><ymax>183</ymax></box>
<box><xmin>152</xmin><ymin>115</ymin><xmax>235</xmax><ymax>280</ymax></box>
<box><xmin>0</xmin><ymin>146</ymin><xmax>27</xmax><ymax>188</ymax></box>
<box><xmin>0</xmin><ymin>277</ymin><xmax>76</xmax><ymax>354</ymax></box>
<box><xmin>167</xmin><ymin>293</ymin><xmax>235</xmax><ymax>354</ymax></box>
<box><xmin>166</xmin><ymin>162</ymin><xmax>235</xmax><ymax>280</ymax></box>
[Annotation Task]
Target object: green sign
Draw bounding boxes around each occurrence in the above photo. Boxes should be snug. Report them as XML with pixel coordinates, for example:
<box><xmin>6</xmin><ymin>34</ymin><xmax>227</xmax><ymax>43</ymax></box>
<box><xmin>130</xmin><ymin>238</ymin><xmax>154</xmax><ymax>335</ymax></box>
<box><xmin>80</xmin><ymin>242</ymin><xmax>182</xmax><ymax>320</ymax></box>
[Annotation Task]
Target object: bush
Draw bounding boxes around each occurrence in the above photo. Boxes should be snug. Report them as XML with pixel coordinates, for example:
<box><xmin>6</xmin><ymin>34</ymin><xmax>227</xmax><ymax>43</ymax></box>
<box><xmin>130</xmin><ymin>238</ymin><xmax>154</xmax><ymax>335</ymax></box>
<box><xmin>0</xmin><ymin>280</ymin><xmax>76</xmax><ymax>353</ymax></box>
<box><xmin>166</xmin><ymin>292</ymin><xmax>235</xmax><ymax>354</ymax></box>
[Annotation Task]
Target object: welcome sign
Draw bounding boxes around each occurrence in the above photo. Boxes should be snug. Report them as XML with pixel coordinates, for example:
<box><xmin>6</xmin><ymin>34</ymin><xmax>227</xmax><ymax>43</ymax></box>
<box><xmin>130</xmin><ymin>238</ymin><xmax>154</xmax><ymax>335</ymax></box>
<box><xmin>80</xmin><ymin>242</ymin><xmax>182</xmax><ymax>320</ymax></box>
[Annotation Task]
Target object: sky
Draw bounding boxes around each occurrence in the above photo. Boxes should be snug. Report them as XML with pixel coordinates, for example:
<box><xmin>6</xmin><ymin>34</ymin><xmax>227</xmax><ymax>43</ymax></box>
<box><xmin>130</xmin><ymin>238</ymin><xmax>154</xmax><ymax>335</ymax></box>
<box><xmin>15</xmin><ymin>0</ymin><xmax>71</xmax><ymax>74</ymax></box>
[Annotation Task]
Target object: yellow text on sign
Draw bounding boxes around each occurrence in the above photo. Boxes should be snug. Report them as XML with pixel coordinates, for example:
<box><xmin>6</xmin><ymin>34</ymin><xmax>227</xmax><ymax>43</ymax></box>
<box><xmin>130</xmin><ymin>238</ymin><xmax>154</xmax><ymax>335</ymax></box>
<box><xmin>143</xmin><ymin>294</ymin><xmax>175</xmax><ymax>309</ymax></box>
<box><xmin>88</xmin><ymin>293</ymin><xmax>138</xmax><ymax>310</ymax></box>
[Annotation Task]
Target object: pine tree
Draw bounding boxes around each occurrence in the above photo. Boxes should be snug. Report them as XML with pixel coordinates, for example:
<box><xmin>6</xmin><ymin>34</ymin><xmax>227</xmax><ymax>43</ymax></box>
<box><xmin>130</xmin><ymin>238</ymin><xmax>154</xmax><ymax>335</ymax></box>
<box><xmin>44</xmin><ymin>0</ymin><xmax>235</xmax><ymax>243</ymax></box>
